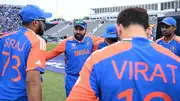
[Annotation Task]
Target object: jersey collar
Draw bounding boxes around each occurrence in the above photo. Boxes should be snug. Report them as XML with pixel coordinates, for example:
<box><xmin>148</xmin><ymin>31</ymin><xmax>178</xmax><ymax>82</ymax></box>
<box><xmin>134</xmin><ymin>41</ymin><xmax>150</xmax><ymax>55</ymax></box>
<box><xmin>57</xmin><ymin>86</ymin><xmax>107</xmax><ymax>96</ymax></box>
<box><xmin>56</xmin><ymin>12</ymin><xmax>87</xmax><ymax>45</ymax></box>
<box><xmin>122</xmin><ymin>36</ymin><xmax>153</xmax><ymax>42</ymax></box>
<box><xmin>163</xmin><ymin>35</ymin><xmax>176</xmax><ymax>44</ymax></box>
<box><xmin>20</xmin><ymin>26</ymin><xmax>36</xmax><ymax>35</ymax></box>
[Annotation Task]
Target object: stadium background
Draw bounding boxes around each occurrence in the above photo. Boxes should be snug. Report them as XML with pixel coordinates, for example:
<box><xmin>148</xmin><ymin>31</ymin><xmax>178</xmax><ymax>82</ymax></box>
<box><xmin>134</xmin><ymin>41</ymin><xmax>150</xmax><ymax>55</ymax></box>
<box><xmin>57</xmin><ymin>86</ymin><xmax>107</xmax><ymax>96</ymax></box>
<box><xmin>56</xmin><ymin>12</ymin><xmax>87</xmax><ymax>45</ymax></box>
<box><xmin>0</xmin><ymin>0</ymin><xmax>180</xmax><ymax>100</ymax></box>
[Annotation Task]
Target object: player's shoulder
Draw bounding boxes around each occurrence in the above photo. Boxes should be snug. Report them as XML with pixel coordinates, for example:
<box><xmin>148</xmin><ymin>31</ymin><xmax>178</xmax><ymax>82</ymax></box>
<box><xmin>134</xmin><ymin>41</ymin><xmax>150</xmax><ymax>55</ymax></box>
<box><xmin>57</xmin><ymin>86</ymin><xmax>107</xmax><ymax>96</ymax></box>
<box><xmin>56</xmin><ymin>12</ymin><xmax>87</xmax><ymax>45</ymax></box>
<box><xmin>174</xmin><ymin>35</ymin><xmax>180</xmax><ymax>44</ymax></box>
<box><xmin>57</xmin><ymin>37</ymin><xmax>74</xmax><ymax>46</ymax></box>
<box><xmin>66</xmin><ymin>36</ymin><xmax>74</xmax><ymax>41</ymax></box>
<box><xmin>0</xmin><ymin>31</ymin><xmax>17</xmax><ymax>39</ymax></box>
<box><xmin>61</xmin><ymin>37</ymin><xmax>73</xmax><ymax>43</ymax></box>
<box><xmin>156</xmin><ymin>37</ymin><xmax>164</xmax><ymax>43</ymax></box>
<box><xmin>85</xmin><ymin>34</ymin><xmax>93</xmax><ymax>40</ymax></box>
<box><xmin>151</xmin><ymin>42</ymin><xmax>180</xmax><ymax>62</ymax></box>
<box><xmin>24</xmin><ymin>30</ymin><xmax>45</xmax><ymax>46</ymax></box>
<box><xmin>95</xmin><ymin>39</ymin><xmax>104</xmax><ymax>45</ymax></box>
<box><xmin>91</xmin><ymin>41</ymin><xmax>132</xmax><ymax>64</ymax></box>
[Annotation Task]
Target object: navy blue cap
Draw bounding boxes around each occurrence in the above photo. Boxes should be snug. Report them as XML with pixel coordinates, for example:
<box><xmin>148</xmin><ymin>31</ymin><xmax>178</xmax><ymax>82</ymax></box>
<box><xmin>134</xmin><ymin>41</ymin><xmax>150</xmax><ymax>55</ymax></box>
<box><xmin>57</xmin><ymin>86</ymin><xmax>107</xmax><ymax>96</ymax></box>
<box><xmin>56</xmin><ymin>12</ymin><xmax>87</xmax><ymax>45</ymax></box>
<box><xmin>19</xmin><ymin>5</ymin><xmax>52</xmax><ymax>22</ymax></box>
<box><xmin>74</xmin><ymin>20</ymin><xmax>87</xmax><ymax>29</ymax></box>
<box><xmin>160</xmin><ymin>17</ymin><xmax>177</xmax><ymax>27</ymax></box>
<box><xmin>101</xmin><ymin>24</ymin><xmax>118</xmax><ymax>38</ymax></box>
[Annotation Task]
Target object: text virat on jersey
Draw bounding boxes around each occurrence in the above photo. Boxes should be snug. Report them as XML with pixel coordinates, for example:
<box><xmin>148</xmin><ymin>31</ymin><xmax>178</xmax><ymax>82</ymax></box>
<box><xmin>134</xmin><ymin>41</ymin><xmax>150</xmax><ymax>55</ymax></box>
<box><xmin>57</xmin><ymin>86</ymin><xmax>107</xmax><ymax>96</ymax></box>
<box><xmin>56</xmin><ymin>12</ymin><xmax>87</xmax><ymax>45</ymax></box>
<box><xmin>112</xmin><ymin>60</ymin><xmax>177</xmax><ymax>84</ymax></box>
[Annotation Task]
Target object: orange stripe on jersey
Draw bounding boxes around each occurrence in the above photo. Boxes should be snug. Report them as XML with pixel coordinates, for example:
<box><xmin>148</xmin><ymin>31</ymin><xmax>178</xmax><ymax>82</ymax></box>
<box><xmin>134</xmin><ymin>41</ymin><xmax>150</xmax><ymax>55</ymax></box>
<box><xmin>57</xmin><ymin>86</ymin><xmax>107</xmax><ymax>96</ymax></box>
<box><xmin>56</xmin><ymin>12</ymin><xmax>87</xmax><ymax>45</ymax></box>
<box><xmin>92</xmin><ymin>41</ymin><xmax>132</xmax><ymax>69</ymax></box>
<box><xmin>174</xmin><ymin>36</ymin><xmax>180</xmax><ymax>44</ymax></box>
<box><xmin>156</xmin><ymin>37</ymin><xmax>164</xmax><ymax>43</ymax></box>
<box><xmin>24</xmin><ymin>31</ymin><xmax>46</xmax><ymax>71</ymax></box>
<box><xmin>0</xmin><ymin>31</ymin><xmax>17</xmax><ymax>38</ymax></box>
<box><xmin>24</xmin><ymin>31</ymin><xmax>39</xmax><ymax>46</ymax></box>
<box><xmin>67</xmin><ymin>41</ymin><xmax>132</xmax><ymax>101</ymax></box>
<box><xmin>151</xmin><ymin>42</ymin><xmax>180</xmax><ymax>62</ymax></box>
<box><xmin>93</xmin><ymin>39</ymin><xmax>104</xmax><ymax>52</ymax></box>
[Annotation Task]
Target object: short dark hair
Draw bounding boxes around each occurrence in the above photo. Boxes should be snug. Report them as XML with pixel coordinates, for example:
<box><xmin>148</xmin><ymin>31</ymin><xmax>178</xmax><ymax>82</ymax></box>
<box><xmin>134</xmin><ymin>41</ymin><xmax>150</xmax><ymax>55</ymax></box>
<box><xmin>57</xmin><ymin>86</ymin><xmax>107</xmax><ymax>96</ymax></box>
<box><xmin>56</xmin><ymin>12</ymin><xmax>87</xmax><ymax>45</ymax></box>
<box><xmin>116</xmin><ymin>7</ymin><xmax>149</xmax><ymax>30</ymax></box>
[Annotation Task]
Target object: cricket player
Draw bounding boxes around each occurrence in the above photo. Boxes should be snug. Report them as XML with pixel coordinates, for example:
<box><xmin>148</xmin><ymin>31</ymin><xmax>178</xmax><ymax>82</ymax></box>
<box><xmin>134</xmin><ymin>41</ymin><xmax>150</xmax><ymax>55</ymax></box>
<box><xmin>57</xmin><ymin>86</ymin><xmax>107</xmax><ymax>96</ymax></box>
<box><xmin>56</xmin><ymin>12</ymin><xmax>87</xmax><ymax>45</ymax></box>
<box><xmin>156</xmin><ymin>17</ymin><xmax>180</xmax><ymax>57</ymax></box>
<box><xmin>67</xmin><ymin>7</ymin><xmax>180</xmax><ymax>101</ymax></box>
<box><xmin>46</xmin><ymin>20</ymin><xmax>101</xmax><ymax>97</ymax></box>
<box><xmin>0</xmin><ymin>5</ymin><xmax>51</xmax><ymax>101</ymax></box>
<box><xmin>94</xmin><ymin>24</ymin><xmax>118</xmax><ymax>51</ymax></box>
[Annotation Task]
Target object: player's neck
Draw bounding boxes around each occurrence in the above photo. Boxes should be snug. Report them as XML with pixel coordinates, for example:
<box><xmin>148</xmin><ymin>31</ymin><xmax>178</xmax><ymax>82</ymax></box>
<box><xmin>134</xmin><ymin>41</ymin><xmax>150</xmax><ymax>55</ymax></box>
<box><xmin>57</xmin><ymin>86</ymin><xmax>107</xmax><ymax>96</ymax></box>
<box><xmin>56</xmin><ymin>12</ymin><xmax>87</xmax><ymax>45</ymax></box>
<box><xmin>164</xmin><ymin>34</ymin><xmax>175</xmax><ymax>43</ymax></box>
<box><xmin>22</xmin><ymin>25</ymin><xmax>35</xmax><ymax>33</ymax></box>
<box><xmin>121</xmin><ymin>26</ymin><xmax>148</xmax><ymax>39</ymax></box>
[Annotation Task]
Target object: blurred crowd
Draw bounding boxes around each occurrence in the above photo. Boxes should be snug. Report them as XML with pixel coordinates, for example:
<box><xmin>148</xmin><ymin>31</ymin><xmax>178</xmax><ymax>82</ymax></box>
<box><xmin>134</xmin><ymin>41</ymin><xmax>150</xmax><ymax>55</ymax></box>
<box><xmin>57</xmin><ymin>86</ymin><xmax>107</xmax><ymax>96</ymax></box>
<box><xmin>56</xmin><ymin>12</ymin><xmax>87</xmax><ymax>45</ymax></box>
<box><xmin>0</xmin><ymin>4</ymin><xmax>23</xmax><ymax>33</ymax></box>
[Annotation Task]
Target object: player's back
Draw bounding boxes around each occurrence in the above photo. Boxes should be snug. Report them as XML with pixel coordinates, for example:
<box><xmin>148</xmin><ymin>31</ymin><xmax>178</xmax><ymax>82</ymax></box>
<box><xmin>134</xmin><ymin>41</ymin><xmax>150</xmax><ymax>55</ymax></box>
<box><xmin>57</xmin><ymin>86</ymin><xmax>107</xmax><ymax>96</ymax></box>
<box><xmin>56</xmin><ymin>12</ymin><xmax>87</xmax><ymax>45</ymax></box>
<box><xmin>0</xmin><ymin>27</ymin><xmax>40</xmax><ymax>100</ymax></box>
<box><xmin>92</xmin><ymin>37</ymin><xmax>180</xmax><ymax>101</ymax></box>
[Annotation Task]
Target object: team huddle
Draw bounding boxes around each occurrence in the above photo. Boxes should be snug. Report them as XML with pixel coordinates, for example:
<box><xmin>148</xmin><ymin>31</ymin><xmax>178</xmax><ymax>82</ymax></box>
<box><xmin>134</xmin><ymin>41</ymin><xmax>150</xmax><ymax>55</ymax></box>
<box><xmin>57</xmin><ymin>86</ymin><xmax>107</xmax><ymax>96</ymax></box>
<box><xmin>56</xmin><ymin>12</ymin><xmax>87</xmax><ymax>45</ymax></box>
<box><xmin>0</xmin><ymin>4</ymin><xmax>180</xmax><ymax>101</ymax></box>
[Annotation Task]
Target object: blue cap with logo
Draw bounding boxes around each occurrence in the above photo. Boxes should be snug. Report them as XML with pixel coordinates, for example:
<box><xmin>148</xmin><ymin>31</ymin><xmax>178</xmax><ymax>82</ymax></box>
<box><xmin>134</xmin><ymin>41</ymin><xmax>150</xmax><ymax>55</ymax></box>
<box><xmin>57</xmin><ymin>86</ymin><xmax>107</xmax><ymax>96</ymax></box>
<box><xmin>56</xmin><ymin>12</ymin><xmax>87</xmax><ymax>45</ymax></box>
<box><xmin>101</xmin><ymin>24</ymin><xmax>118</xmax><ymax>38</ymax></box>
<box><xmin>74</xmin><ymin>20</ymin><xmax>87</xmax><ymax>29</ymax></box>
<box><xmin>19</xmin><ymin>5</ymin><xmax>52</xmax><ymax>22</ymax></box>
<box><xmin>160</xmin><ymin>17</ymin><xmax>177</xmax><ymax>27</ymax></box>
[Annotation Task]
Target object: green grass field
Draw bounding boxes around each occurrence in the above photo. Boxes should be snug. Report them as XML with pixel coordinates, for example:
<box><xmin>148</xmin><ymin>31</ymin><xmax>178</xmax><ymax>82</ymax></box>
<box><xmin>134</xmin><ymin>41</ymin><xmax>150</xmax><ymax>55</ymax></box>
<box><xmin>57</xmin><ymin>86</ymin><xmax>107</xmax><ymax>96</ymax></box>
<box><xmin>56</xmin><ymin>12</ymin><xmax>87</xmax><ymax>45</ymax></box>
<box><xmin>42</xmin><ymin>42</ymin><xmax>66</xmax><ymax>101</ymax></box>
<box><xmin>46</xmin><ymin>42</ymin><xmax>58</xmax><ymax>51</ymax></box>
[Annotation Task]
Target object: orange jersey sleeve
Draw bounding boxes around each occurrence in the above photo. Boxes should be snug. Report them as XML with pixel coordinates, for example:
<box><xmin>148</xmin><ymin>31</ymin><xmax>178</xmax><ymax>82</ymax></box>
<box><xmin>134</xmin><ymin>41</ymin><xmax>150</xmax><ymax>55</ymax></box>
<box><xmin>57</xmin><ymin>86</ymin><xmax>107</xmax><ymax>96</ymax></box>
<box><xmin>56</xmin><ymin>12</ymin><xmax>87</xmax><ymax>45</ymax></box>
<box><xmin>174</xmin><ymin>36</ymin><xmax>180</xmax><ymax>43</ymax></box>
<box><xmin>89</xmin><ymin>35</ymin><xmax>103</xmax><ymax>44</ymax></box>
<box><xmin>93</xmin><ymin>39</ymin><xmax>104</xmax><ymax>52</ymax></box>
<box><xmin>46</xmin><ymin>39</ymin><xmax>67</xmax><ymax>60</ymax></box>
<box><xmin>25</xmin><ymin>31</ymin><xmax>46</xmax><ymax>72</ymax></box>
<box><xmin>156</xmin><ymin>37</ymin><xmax>164</xmax><ymax>43</ymax></box>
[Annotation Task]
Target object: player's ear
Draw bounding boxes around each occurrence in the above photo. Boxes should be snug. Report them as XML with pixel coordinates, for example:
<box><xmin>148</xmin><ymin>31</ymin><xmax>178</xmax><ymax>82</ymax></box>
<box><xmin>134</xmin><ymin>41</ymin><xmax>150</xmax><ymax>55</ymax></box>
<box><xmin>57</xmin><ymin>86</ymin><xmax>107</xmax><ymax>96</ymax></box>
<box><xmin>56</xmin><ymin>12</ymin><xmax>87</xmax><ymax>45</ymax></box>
<box><xmin>146</xmin><ymin>26</ymin><xmax>152</xmax><ymax>37</ymax></box>
<box><xmin>173</xmin><ymin>26</ymin><xmax>176</xmax><ymax>30</ymax></box>
<box><xmin>32</xmin><ymin>20</ymin><xmax>39</xmax><ymax>27</ymax></box>
<box><xmin>85</xmin><ymin>28</ymin><xmax>87</xmax><ymax>33</ymax></box>
<box><xmin>116</xmin><ymin>24</ymin><xmax>123</xmax><ymax>38</ymax></box>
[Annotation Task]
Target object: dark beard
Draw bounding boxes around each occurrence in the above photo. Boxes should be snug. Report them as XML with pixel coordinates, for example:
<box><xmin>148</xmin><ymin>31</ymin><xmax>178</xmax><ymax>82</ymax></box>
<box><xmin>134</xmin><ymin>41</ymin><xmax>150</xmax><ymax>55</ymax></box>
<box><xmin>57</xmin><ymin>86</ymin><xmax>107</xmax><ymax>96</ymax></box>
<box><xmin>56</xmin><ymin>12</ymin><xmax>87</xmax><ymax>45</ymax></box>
<box><xmin>36</xmin><ymin>24</ymin><xmax>44</xmax><ymax>36</ymax></box>
<box><xmin>165</xmin><ymin>34</ymin><xmax>172</xmax><ymax>37</ymax></box>
<box><xmin>74</xmin><ymin>33</ymin><xmax>85</xmax><ymax>41</ymax></box>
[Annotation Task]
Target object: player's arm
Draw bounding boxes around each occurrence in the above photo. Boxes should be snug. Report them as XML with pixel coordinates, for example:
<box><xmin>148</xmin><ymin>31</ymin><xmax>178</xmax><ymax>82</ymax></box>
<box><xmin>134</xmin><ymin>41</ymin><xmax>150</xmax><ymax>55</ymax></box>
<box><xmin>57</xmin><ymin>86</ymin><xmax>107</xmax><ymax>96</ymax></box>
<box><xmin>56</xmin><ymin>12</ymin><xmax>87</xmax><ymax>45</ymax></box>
<box><xmin>93</xmin><ymin>42</ymin><xmax>98</xmax><ymax>52</ymax></box>
<box><xmin>90</xmin><ymin>35</ymin><xmax>103</xmax><ymax>52</ymax></box>
<box><xmin>46</xmin><ymin>40</ymin><xmax>66</xmax><ymax>60</ymax></box>
<box><xmin>174</xmin><ymin>37</ymin><xmax>180</xmax><ymax>57</ymax></box>
<box><xmin>67</xmin><ymin>54</ymin><xmax>99</xmax><ymax>101</ymax></box>
<box><xmin>26</xmin><ymin>70</ymin><xmax>42</xmax><ymax>101</ymax></box>
<box><xmin>90</xmin><ymin>35</ymin><xmax>103</xmax><ymax>44</ymax></box>
<box><xmin>26</xmin><ymin>37</ymin><xmax>46</xmax><ymax>101</ymax></box>
<box><xmin>93</xmin><ymin>41</ymin><xmax>101</xmax><ymax>52</ymax></box>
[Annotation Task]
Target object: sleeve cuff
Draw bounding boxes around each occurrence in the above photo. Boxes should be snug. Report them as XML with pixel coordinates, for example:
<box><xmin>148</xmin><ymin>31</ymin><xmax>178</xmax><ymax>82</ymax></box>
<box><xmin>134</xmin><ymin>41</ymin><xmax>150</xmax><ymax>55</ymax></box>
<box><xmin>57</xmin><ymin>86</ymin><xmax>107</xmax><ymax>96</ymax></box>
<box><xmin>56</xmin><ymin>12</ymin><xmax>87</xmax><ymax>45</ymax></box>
<box><xmin>35</xmin><ymin>67</ymin><xmax>45</xmax><ymax>74</ymax></box>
